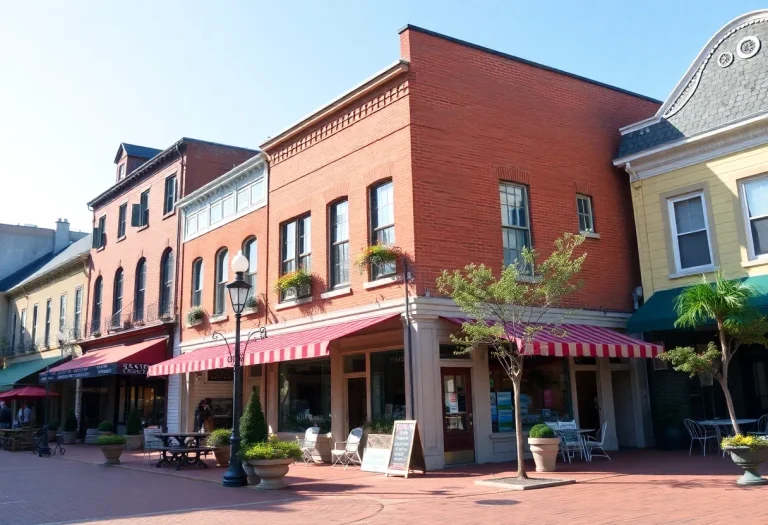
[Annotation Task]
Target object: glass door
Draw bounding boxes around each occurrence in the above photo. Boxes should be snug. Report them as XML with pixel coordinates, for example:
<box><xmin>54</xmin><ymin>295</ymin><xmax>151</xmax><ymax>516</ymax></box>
<box><xmin>441</xmin><ymin>367</ymin><xmax>475</xmax><ymax>465</ymax></box>
<box><xmin>346</xmin><ymin>377</ymin><xmax>367</xmax><ymax>433</ymax></box>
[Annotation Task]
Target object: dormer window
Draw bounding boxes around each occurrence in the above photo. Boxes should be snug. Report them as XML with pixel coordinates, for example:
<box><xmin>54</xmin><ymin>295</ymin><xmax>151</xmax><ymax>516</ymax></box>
<box><xmin>118</xmin><ymin>164</ymin><xmax>126</xmax><ymax>180</ymax></box>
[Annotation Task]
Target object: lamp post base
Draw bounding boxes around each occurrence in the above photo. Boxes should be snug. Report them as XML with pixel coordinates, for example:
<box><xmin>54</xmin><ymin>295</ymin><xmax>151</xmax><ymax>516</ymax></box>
<box><xmin>222</xmin><ymin>463</ymin><xmax>248</xmax><ymax>487</ymax></box>
<box><xmin>38</xmin><ymin>426</ymin><xmax>51</xmax><ymax>457</ymax></box>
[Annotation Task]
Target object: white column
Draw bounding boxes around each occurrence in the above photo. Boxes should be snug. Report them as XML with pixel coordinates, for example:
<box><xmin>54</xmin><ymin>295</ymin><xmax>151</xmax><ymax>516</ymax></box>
<box><xmin>598</xmin><ymin>358</ymin><xmax>619</xmax><ymax>451</ymax></box>
<box><xmin>165</xmin><ymin>327</ymin><xmax>182</xmax><ymax>432</ymax></box>
<box><xmin>330</xmin><ymin>347</ymin><xmax>344</xmax><ymax>443</ymax></box>
<box><xmin>403</xmin><ymin>314</ymin><xmax>444</xmax><ymax>470</ymax></box>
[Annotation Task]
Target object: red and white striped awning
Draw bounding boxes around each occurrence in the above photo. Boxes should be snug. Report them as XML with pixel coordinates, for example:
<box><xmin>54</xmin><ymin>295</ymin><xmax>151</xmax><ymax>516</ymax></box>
<box><xmin>444</xmin><ymin>318</ymin><xmax>663</xmax><ymax>358</ymax></box>
<box><xmin>147</xmin><ymin>313</ymin><xmax>399</xmax><ymax>376</ymax></box>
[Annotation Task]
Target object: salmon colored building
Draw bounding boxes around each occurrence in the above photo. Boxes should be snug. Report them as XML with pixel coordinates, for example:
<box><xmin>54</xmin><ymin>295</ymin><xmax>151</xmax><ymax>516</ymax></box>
<box><xmin>150</xmin><ymin>26</ymin><xmax>662</xmax><ymax>469</ymax></box>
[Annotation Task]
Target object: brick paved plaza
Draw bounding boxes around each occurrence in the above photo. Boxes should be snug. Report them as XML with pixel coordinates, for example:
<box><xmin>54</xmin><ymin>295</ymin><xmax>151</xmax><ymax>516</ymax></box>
<box><xmin>1</xmin><ymin>447</ymin><xmax>766</xmax><ymax>524</ymax></box>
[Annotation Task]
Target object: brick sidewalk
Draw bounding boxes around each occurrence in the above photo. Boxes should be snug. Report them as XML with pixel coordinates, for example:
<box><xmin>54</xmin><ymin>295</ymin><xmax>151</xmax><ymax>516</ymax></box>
<box><xmin>1</xmin><ymin>447</ymin><xmax>766</xmax><ymax>524</ymax></box>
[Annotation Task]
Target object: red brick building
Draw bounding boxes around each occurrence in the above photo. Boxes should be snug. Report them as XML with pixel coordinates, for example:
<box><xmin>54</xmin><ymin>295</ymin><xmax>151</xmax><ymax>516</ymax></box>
<box><xmin>151</xmin><ymin>27</ymin><xmax>661</xmax><ymax>469</ymax></box>
<box><xmin>43</xmin><ymin>139</ymin><xmax>256</xmax><ymax>435</ymax></box>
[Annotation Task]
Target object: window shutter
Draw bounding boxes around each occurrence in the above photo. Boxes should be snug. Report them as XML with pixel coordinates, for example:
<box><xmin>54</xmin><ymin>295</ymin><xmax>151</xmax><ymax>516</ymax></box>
<box><xmin>131</xmin><ymin>204</ymin><xmax>141</xmax><ymax>227</ymax></box>
<box><xmin>92</xmin><ymin>228</ymin><xmax>100</xmax><ymax>249</ymax></box>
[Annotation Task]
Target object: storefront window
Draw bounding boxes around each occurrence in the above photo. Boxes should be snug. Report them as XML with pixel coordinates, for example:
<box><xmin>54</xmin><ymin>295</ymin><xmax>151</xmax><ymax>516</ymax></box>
<box><xmin>439</xmin><ymin>344</ymin><xmax>471</xmax><ymax>360</ymax></box>
<box><xmin>117</xmin><ymin>377</ymin><xmax>166</xmax><ymax>427</ymax></box>
<box><xmin>344</xmin><ymin>354</ymin><xmax>366</xmax><ymax>373</ymax></box>
<box><xmin>278</xmin><ymin>358</ymin><xmax>331</xmax><ymax>433</ymax></box>
<box><xmin>489</xmin><ymin>355</ymin><xmax>571</xmax><ymax>433</ymax></box>
<box><xmin>370</xmin><ymin>350</ymin><xmax>406</xmax><ymax>421</ymax></box>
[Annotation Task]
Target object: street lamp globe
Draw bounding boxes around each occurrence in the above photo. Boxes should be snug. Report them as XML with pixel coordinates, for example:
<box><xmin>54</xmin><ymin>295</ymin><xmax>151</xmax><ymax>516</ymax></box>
<box><xmin>226</xmin><ymin>251</ymin><xmax>252</xmax><ymax>315</ymax></box>
<box><xmin>231</xmin><ymin>250</ymin><xmax>250</xmax><ymax>274</ymax></box>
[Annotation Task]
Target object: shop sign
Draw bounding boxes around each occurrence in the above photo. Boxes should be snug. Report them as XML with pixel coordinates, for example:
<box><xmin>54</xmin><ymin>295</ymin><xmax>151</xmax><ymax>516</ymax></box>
<box><xmin>385</xmin><ymin>420</ymin><xmax>426</xmax><ymax>478</ymax></box>
<box><xmin>40</xmin><ymin>362</ymin><xmax>152</xmax><ymax>382</ymax></box>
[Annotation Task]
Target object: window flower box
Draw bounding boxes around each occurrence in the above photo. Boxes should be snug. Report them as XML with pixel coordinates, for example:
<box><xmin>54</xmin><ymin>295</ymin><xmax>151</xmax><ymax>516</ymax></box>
<box><xmin>275</xmin><ymin>269</ymin><xmax>312</xmax><ymax>302</ymax></box>
<box><xmin>185</xmin><ymin>306</ymin><xmax>206</xmax><ymax>328</ymax></box>
<box><xmin>354</xmin><ymin>243</ymin><xmax>401</xmax><ymax>276</ymax></box>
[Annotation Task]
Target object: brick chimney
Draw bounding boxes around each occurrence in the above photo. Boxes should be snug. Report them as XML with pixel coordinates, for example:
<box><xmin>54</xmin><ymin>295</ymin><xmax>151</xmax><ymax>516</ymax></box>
<box><xmin>54</xmin><ymin>218</ymin><xmax>70</xmax><ymax>253</ymax></box>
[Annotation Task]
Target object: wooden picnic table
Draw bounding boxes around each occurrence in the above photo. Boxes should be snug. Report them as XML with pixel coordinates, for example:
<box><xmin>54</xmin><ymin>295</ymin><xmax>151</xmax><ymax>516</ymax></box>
<box><xmin>0</xmin><ymin>428</ymin><xmax>35</xmax><ymax>451</ymax></box>
<box><xmin>154</xmin><ymin>432</ymin><xmax>209</xmax><ymax>447</ymax></box>
<box><xmin>152</xmin><ymin>432</ymin><xmax>212</xmax><ymax>470</ymax></box>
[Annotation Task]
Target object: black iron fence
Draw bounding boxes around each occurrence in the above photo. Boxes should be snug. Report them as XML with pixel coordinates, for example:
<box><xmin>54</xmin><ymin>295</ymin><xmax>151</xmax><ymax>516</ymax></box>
<box><xmin>87</xmin><ymin>301</ymin><xmax>175</xmax><ymax>338</ymax></box>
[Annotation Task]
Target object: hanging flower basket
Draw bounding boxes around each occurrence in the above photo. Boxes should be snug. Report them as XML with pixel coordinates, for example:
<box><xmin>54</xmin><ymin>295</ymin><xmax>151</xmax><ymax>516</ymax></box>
<box><xmin>185</xmin><ymin>306</ymin><xmax>206</xmax><ymax>327</ymax></box>
<box><xmin>274</xmin><ymin>268</ymin><xmax>313</xmax><ymax>297</ymax></box>
<box><xmin>353</xmin><ymin>244</ymin><xmax>401</xmax><ymax>274</ymax></box>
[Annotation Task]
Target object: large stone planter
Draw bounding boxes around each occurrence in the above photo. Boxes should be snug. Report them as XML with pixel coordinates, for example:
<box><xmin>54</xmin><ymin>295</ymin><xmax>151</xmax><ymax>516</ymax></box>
<box><xmin>61</xmin><ymin>431</ymin><xmax>77</xmax><ymax>444</ymax></box>
<box><xmin>124</xmin><ymin>435</ymin><xmax>143</xmax><ymax>450</ymax></box>
<box><xmin>213</xmin><ymin>447</ymin><xmax>230</xmax><ymax>467</ymax></box>
<box><xmin>246</xmin><ymin>458</ymin><xmax>294</xmax><ymax>489</ymax></box>
<box><xmin>725</xmin><ymin>447</ymin><xmax>768</xmax><ymax>485</ymax></box>
<box><xmin>99</xmin><ymin>445</ymin><xmax>124</xmax><ymax>465</ymax></box>
<box><xmin>528</xmin><ymin>437</ymin><xmax>561</xmax><ymax>472</ymax></box>
<box><xmin>242</xmin><ymin>461</ymin><xmax>261</xmax><ymax>485</ymax></box>
<box><xmin>85</xmin><ymin>429</ymin><xmax>100</xmax><ymax>444</ymax></box>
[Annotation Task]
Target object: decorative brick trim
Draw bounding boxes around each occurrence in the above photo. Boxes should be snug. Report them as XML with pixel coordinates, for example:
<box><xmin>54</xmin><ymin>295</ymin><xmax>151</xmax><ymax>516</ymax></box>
<box><xmin>573</xmin><ymin>180</ymin><xmax>595</xmax><ymax>195</ymax></box>
<box><xmin>270</xmin><ymin>81</ymin><xmax>410</xmax><ymax>166</ymax></box>
<box><xmin>494</xmin><ymin>165</ymin><xmax>531</xmax><ymax>185</ymax></box>
<box><xmin>323</xmin><ymin>182</ymin><xmax>350</xmax><ymax>203</ymax></box>
<box><xmin>361</xmin><ymin>162</ymin><xmax>395</xmax><ymax>187</ymax></box>
<box><xmin>275</xmin><ymin>198</ymin><xmax>312</xmax><ymax>222</ymax></box>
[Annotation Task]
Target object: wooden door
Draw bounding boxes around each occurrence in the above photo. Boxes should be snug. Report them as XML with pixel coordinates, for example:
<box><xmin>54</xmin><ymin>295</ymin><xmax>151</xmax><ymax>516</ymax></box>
<box><xmin>441</xmin><ymin>367</ymin><xmax>475</xmax><ymax>465</ymax></box>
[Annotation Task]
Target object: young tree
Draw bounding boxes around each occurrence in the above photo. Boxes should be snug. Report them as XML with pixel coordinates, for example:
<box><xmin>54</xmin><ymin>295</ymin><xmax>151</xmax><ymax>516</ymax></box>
<box><xmin>659</xmin><ymin>272</ymin><xmax>768</xmax><ymax>435</ymax></box>
<box><xmin>436</xmin><ymin>233</ymin><xmax>586</xmax><ymax>479</ymax></box>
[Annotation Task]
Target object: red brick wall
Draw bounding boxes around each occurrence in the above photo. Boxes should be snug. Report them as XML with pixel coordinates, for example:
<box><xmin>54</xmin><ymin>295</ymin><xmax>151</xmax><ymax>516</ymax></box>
<box><xmin>400</xmin><ymin>28</ymin><xmax>660</xmax><ymax>312</ymax></box>
<box><xmin>87</xmin><ymin>143</ymin><xmax>257</xmax><ymax>335</ymax></box>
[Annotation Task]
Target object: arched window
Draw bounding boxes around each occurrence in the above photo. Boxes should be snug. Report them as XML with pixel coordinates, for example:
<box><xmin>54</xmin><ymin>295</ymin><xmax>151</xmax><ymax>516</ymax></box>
<box><xmin>214</xmin><ymin>248</ymin><xmax>228</xmax><ymax>315</ymax></box>
<box><xmin>159</xmin><ymin>249</ymin><xmax>174</xmax><ymax>317</ymax></box>
<box><xmin>134</xmin><ymin>258</ymin><xmax>146</xmax><ymax>322</ymax></box>
<box><xmin>92</xmin><ymin>276</ymin><xmax>103</xmax><ymax>333</ymax></box>
<box><xmin>243</xmin><ymin>237</ymin><xmax>257</xmax><ymax>298</ymax></box>
<box><xmin>112</xmin><ymin>268</ymin><xmax>124</xmax><ymax>327</ymax></box>
<box><xmin>191</xmin><ymin>258</ymin><xmax>204</xmax><ymax>307</ymax></box>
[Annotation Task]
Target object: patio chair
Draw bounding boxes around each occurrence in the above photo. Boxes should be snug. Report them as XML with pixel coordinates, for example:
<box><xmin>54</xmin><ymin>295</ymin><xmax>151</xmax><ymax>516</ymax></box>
<box><xmin>331</xmin><ymin>427</ymin><xmax>363</xmax><ymax>470</ymax></box>
<box><xmin>556</xmin><ymin>421</ymin><xmax>584</xmax><ymax>463</ymax></box>
<box><xmin>143</xmin><ymin>427</ymin><xmax>164</xmax><ymax>465</ymax></box>
<box><xmin>750</xmin><ymin>414</ymin><xmax>768</xmax><ymax>436</ymax></box>
<box><xmin>683</xmin><ymin>419</ymin><xmax>718</xmax><ymax>457</ymax></box>
<box><xmin>584</xmin><ymin>422</ymin><xmax>611</xmax><ymax>461</ymax></box>
<box><xmin>298</xmin><ymin>426</ymin><xmax>320</xmax><ymax>465</ymax></box>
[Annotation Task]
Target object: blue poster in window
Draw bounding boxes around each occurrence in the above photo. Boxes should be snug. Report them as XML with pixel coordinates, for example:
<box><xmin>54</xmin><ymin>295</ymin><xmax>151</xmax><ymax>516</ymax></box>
<box><xmin>490</xmin><ymin>392</ymin><xmax>497</xmax><ymax>423</ymax></box>
<box><xmin>497</xmin><ymin>391</ymin><xmax>513</xmax><ymax>432</ymax></box>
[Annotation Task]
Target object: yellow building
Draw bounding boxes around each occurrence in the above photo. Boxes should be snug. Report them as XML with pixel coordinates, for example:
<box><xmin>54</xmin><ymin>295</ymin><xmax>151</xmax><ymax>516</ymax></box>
<box><xmin>614</xmin><ymin>11</ymin><xmax>768</xmax><ymax>430</ymax></box>
<box><xmin>1</xmin><ymin>235</ymin><xmax>91</xmax><ymax>425</ymax></box>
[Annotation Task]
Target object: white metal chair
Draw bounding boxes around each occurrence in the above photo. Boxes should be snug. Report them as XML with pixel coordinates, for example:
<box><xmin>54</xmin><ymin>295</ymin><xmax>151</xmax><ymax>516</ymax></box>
<box><xmin>331</xmin><ymin>427</ymin><xmax>363</xmax><ymax>470</ymax></box>
<box><xmin>143</xmin><ymin>427</ymin><xmax>164</xmax><ymax>464</ymax></box>
<box><xmin>584</xmin><ymin>422</ymin><xmax>611</xmax><ymax>461</ymax></box>
<box><xmin>750</xmin><ymin>414</ymin><xmax>768</xmax><ymax>436</ymax></box>
<box><xmin>556</xmin><ymin>420</ymin><xmax>584</xmax><ymax>463</ymax></box>
<box><xmin>298</xmin><ymin>426</ymin><xmax>320</xmax><ymax>465</ymax></box>
<box><xmin>683</xmin><ymin>419</ymin><xmax>718</xmax><ymax>456</ymax></box>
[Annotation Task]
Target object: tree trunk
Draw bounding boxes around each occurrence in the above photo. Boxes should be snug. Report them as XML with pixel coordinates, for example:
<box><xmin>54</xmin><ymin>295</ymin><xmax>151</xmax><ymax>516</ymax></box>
<box><xmin>512</xmin><ymin>374</ymin><xmax>528</xmax><ymax>479</ymax></box>
<box><xmin>718</xmin><ymin>376</ymin><xmax>740</xmax><ymax>436</ymax></box>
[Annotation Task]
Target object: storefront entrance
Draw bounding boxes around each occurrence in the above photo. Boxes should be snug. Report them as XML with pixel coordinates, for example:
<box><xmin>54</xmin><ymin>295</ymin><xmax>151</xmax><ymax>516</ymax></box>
<box><xmin>575</xmin><ymin>370</ymin><xmax>601</xmax><ymax>431</ymax></box>
<box><xmin>346</xmin><ymin>377</ymin><xmax>367</xmax><ymax>432</ymax></box>
<box><xmin>441</xmin><ymin>367</ymin><xmax>474</xmax><ymax>465</ymax></box>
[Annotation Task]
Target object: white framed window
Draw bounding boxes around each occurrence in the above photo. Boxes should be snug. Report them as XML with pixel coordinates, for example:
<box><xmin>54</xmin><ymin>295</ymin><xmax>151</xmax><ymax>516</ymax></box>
<box><xmin>576</xmin><ymin>195</ymin><xmax>595</xmax><ymax>233</ymax></box>
<box><xmin>250</xmin><ymin>178</ymin><xmax>265</xmax><ymax>204</ymax></box>
<box><xmin>197</xmin><ymin>209</ymin><xmax>208</xmax><ymax>230</ymax></box>
<box><xmin>500</xmin><ymin>182</ymin><xmax>532</xmax><ymax>270</ymax></box>
<box><xmin>222</xmin><ymin>194</ymin><xmax>235</xmax><ymax>218</ymax></box>
<box><xmin>668</xmin><ymin>192</ymin><xmax>714</xmax><ymax>272</ymax></box>
<box><xmin>186</xmin><ymin>214</ymin><xmax>198</xmax><ymax>236</ymax></box>
<box><xmin>741</xmin><ymin>175</ymin><xmax>768</xmax><ymax>260</ymax></box>
<box><xmin>191</xmin><ymin>258</ymin><xmax>204</xmax><ymax>307</ymax></box>
<box><xmin>237</xmin><ymin>186</ymin><xmax>250</xmax><ymax>212</ymax></box>
<box><xmin>210</xmin><ymin>199</ymin><xmax>223</xmax><ymax>224</ymax></box>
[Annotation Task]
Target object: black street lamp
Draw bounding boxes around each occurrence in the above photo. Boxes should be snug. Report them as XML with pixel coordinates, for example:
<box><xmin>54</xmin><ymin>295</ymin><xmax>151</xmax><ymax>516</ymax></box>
<box><xmin>219</xmin><ymin>250</ymin><xmax>256</xmax><ymax>487</ymax></box>
<box><xmin>37</xmin><ymin>364</ymin><xmax>52</xmax><ymax>457</ymax></box>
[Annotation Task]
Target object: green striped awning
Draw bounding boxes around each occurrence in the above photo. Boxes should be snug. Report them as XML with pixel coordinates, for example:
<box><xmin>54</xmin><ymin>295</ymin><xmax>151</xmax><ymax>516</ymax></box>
<box><xmin>0</xmin><ymin>356</ymin><xmax>63</xmax><ymax>392</ymax></box>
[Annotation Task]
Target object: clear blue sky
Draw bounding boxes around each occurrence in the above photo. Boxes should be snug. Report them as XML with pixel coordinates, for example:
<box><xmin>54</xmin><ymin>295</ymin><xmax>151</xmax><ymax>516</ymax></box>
<box><xmin>1</xmin><ymin>1</ymin><xmax>763</xmax><ymax>233</ymax></box>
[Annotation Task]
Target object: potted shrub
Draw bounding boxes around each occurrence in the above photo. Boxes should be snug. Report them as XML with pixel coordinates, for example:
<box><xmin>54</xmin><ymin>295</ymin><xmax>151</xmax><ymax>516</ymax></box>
<box><xmin>47</xmin><ymin>421</ymin><xmax>59</xmax><ymax>443</ymax></box>
<box><xmin>353</xmin><ymin>243</ymin><xmax>400</xmax><ymax>274</ymax></box>
<box><xmin>206</xmin><ymin>427</ymin><xmax>232</xmax><ymax>467</ymax></box>
<box><xmin>528</xmin><ymin>423</ymin><xmax>560</xmax><ymax>472</ymax></box>
<box><xmin>239</xmin><ymin>391</ymin><xmax>268</xmax><ymax>484</ymax></box>
<box><xmin>123</xmin><ymin>408</ymin><xmax>143</xmax><ymax>450</ymax></box>
<box><xmin>362</xmin><ymin>417</ymin><xmax>395</xmax><ymax>450</ymax></box>
<box><xmin>274</xmin><ymin>268</ymin><xmax>312</xmax><ymax>300</ymax></box>
<box><xmin>97</xmin><ymin>434</ymin><xmax>126</xmax><ymax>465</ymax></box>
<box><xmin>61</xmin><ymin>410</ymin><xmax>78</xmax><ymax>444</ymax></box>
<box><xmin>721</xmin><ymin>434</ymin><xmax>768</xmax><ymax>486</ymax></box>
<box><xmin>97</xmin><ymin>420</ymin><xmax>114</xmax><ymax>436</ymax></box>
<box><xmin>653</xmin><ymin>405</ymin><xmax>683</xmax><ymax>450</ymax></box>
<box><xmin>186</xmin><ymin>306</ymin><xmax>205</xmax><ymax>327</ymax></box>
<box><xmin>242</xmin><ymin>436</ymin><xmax>303</xmax><ymax>489</ymax></box>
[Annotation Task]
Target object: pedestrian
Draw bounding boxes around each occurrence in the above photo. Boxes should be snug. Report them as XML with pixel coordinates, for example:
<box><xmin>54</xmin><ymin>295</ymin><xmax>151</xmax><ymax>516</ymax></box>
<box><xmin>17</xmin><ymin>402</ymin><xmax>32</xmax><ymax>427</ymax></box>
<box><xmin>0</xmin><ymin>401</ymin><xmax>11</xmax><ymax>429</ymax></box>
<box><xmin>194</xmin><ymin>400</ymin><xmax>211</xmax><ymax>433</ymax></box>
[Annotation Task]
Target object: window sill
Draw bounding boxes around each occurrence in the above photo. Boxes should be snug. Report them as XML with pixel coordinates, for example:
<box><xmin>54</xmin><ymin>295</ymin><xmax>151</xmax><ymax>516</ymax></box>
<box><xmin>162</xmin><ymin>210</ymin><xmax>176</xmax><ymax>220</ymax></box>
<box><xmin>742</xmin><ymin>258</ymin><xmax>768</xmax><ymax>269</ymax></box>
<box><xmin>489</xmin><ymin>431</ymin><xmax>530</xmax><ymax>439</ymax></box>
<box><xmin>116</xmin><ymin>235</ymin><xmax>126</xmax><ymax>243</ymax></box>
<box><xmin>137</xmin><ymin>224</ymin><xmax>149</xmax><ymax>233</ymax></box>
<box><xmin>241</xmin><ymin>307</ymin><xmax>260</xmax><ymax>316</ymax></box>
<box><xmin>96</xmin><ymin>246</ymin><xmax>105</xmax><ymax>253</ymax></box>
<box><xmin>579</xmin><ymin>231</ymin><xmax>601</xmax><ymax>239</ymax></box>
<box><xmin>275</xmin><ymin>297</ymin><xmax>312</xmax><ymax>311</ymax></box>
<box><xmin>320</xmin><ymin>287</ymin><xmax>351</xmax><ymax>299</ymax></box>
<box><xmin>668</xmin><ymin>265</ymin><xmax>716</xmax><ymax>279</ymax></box>
<box><xmin>363</xmin><ymin>276</ymin><xmax>398</xmax><ymax>290</ymax></box>
<box><xmin>185</xmin><ymin>319</ymin><xmax>204</xmax><ymax>328</ymax></box>
<box><xmin>209</xmin><ymin>314</ymin><xmax>228</xmax><ymax>324</ymax></box>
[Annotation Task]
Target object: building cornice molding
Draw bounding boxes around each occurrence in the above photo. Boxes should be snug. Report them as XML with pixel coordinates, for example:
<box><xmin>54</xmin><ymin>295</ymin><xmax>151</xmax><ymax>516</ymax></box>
<box><xmin>177</xmin><ymin>154</ymin><xmax>268</xmax><ymax>211</ymax></box>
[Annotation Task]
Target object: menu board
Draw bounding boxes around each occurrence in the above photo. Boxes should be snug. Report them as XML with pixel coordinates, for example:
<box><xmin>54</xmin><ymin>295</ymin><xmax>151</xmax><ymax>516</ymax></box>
<box><xmin>386</xmin><ymin>420</ymin><xmax>426</xmax><ymax>478</ymax></box>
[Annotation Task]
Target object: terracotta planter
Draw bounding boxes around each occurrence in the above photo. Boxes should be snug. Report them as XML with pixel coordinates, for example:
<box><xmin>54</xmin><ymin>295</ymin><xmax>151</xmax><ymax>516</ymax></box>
<box><xmin>61</xmin><ymin>431</ymin><xmax>77</xmax><ymax>444</ymax></box>
<box><xmin>48</xmin><ymin>430</ymin><xmax>58</xmax><ymax>442</ymax></box>
<box><xmin>246</xmin><ymin>458</ymin><xmax>295</xmax><ymax>489</ymax></box>
<box><xmin>213</xmin><ymin>447</ymin><xmax>230</xmax><ymax>467</ymax></box>
<box><xmin>528</xmin><ymin>437</ymin><xmax>561</xmax><ymax>472</ymax></box>
<box><xmin>124</xmin><ymin>435</ymin><xmax>143</xmax><ymax>450</ymax></box>
<box><xmin>242</xmin><ymin>461</ymin><xmax>261</xmax><ymax>485</ymax></box>
<box><xmin>725</xmin><ymin>447</ymin><xmax>768</xmax><ymax>486</ymax></box>
<box><xmin>99</xmin><ymin>445</ymin><xmax>124</xmax><ymax>465</ymax></box>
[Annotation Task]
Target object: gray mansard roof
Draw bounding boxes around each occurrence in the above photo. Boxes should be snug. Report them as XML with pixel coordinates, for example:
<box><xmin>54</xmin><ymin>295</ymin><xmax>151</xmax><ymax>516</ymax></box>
<box><xmin>617</xmin><ymin>11</ymin><xmax>768</xmax><ymax>160</ymax></box>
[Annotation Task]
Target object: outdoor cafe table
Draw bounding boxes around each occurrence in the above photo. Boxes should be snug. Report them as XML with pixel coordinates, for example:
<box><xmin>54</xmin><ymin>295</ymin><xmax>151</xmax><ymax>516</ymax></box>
<box><xmin>153</xmin><ymin>432</ymin><xmax>212</xmax><ymax>470</ymax></box>
<box><xmin>154</xmin><ymin>432</ymin><xmax>209</xmax><ymax>447</ymax></box>
<box><xmin>698</xmin><ymin>419</ymin><xmax>758</xmax><ymax>436</ymax></box>
<box><xmin>576</xmin><ymin>429</ymin><xmax>595</xmax><ymax>461</ymax></box>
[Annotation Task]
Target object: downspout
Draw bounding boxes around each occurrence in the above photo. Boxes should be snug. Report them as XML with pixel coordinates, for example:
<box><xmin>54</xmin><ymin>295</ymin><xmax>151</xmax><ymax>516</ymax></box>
<box><xmin>260</xmin><ymin>151</ymin><xmax>272</xmax><ymax>428</ymax></box>
<box><xmin>404</xmin><ymin>258</ymin><xmax>415</xmax><ymax>419</ymax></box>
<box><xmin>172</xmin><ymin>144</ymin><xmax>186</xmax><ymax>432</ymax></box>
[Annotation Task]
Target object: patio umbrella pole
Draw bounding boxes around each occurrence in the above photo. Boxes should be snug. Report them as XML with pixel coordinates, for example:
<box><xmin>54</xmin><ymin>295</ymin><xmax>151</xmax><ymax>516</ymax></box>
<box><xmin>38</xmin><ymin>365</ymin><xmax>51</xmax><ymax>457</ymax></box>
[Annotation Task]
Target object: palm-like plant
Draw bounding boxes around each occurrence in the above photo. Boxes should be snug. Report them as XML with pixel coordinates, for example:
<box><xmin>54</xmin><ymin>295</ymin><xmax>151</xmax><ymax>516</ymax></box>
<box><xmin>660</xmin><ymin>272</ymin><xmax>768</xmax><ymax>435</ymax></box>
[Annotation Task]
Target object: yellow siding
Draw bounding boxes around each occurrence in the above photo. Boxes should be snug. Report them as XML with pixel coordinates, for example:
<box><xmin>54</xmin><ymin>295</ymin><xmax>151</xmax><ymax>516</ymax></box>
<box><xmin>633</xmin><ymin>143</ymin><xmax>768</xmax><ymax>297</ymax></box>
